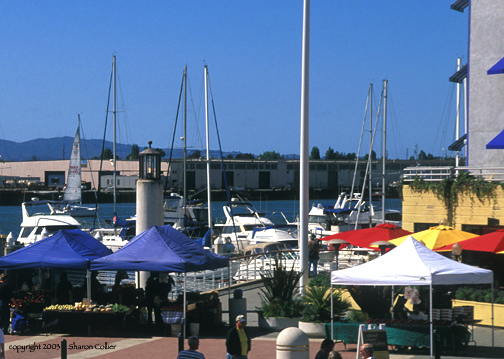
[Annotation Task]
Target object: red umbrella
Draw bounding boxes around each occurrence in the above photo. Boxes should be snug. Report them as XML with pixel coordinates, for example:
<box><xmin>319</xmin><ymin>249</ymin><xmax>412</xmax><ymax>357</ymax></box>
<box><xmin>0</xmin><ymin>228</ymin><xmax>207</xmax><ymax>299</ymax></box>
<box><xmin>436</xmin><ymin>229</ymin><xmax>504</xmax><ymax>253</ymax></box>
<box><xmin>321</xmin><ymin>222</ymin><xmax>413</xmax><ymax>251</ymax></box>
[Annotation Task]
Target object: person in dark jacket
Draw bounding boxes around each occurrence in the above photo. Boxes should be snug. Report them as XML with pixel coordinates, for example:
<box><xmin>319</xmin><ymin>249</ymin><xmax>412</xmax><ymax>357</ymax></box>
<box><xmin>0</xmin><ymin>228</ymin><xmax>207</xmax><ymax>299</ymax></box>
<box><xmin>226</xmin><ymin>314</ymin><xmax>251</xmax><ymax>358</ymax></box>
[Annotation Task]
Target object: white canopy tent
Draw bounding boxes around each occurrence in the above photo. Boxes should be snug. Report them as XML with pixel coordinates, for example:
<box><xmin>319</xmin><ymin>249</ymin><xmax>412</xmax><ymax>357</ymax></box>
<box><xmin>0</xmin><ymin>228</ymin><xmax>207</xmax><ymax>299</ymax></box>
<box><xmin>331</xmin><ymin>236</ymin><xmax>494</xmax><ymax>359</ymax></box>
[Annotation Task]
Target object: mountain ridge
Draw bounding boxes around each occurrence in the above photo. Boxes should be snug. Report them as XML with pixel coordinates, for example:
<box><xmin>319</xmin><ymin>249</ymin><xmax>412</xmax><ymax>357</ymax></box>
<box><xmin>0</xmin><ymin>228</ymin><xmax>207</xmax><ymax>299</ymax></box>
<box><xmin>0</xmin><ymin>137</ymin><xmax>240</xmax><ymax>161</ymax></box>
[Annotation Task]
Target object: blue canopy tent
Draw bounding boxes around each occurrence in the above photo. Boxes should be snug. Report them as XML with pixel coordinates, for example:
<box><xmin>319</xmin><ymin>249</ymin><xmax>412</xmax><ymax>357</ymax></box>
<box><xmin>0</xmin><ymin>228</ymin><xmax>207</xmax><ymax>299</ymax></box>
<box><xmin>90</xmin><ymin>225</ymin><xmax>229</xmax><ymax>272</ymax></box>
<box><xmin>0</xmin><ymin>229</ymin><xmax>112</xmax><ymax>270</ymax></box>
<box><xmin>90</xmin><ymin>225</ymin><xmax>229</xmax><ymax>338</ymax></box>
<box><xmin>0</xmin><ymin>229</ymin><xmax>112</xmax><ymax>302</ymax></box>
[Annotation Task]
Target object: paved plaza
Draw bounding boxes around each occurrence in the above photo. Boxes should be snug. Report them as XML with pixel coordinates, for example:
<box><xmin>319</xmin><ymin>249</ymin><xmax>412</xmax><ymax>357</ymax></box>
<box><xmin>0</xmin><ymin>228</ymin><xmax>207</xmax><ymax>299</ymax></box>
<box><xmin>3</xmin><ymin>281</ymin><xmax>503</xmax><ymax>358</ymax></box>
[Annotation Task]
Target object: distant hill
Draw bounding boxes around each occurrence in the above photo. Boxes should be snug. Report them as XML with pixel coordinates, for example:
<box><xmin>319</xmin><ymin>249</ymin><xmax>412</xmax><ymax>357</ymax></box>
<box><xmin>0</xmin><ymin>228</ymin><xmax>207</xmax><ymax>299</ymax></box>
<box><xmin>0</xmin><ymin>137</ymin><xmax>242</xmax><ymax>161</ymax></box>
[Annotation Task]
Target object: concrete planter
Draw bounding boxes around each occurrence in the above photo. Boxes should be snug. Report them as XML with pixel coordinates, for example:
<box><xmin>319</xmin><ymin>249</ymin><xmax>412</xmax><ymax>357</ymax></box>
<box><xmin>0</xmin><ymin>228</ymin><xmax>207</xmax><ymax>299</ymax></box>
<box><xmin>298</xmin><ymin>321</ymin><xmax>326</xmax><ymax>338</ymax></box>
<box><xmin>452</xmin><ymin>299</ymin><xmax>504</xmax><ymax>327</ymax></box>
<box><xmin>258</xmin><ymin>316</ymin><xmax>300</xmax><ymax>331</ymax></box>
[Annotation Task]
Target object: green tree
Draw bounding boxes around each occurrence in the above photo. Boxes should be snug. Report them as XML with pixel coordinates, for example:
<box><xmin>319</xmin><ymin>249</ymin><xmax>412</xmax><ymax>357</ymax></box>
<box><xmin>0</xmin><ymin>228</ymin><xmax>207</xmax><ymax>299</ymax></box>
<box><xmin>310</xmin><ymin>146</ymin><xmax>321</xmax><ymax>160</ymax></box>
<box><xmin>363</xmin><ymin>150</ymin><xmax>377</xmax><ymax>160</ymax></box>
<box><xmin>153</xmin><ymin>148</ymin><xmax>166</xmax><ymax>158</ymax></box>
<box><xmin>258</xmin><ymin>151</ymin><xmax>283</xmax><ymax>160</ymax></box>
<box><xmin>30</xmin><ymin>155</ymin><xmax>40</xmax><ymax>161</ymax></box>
<box><xmin>100</xmin><ymin>148</ymin><xmax>113</xmax><ymax>160</ymax></box>
<box><xmin>188</xmin><ymin>149</ymin><xmax>202</xmax><ymax>159</ymax></box>
<box><xmin>126</xmin><ymin>144</ymin><xmax>140</xmax><ymax>160</ymax></box>
<box><xmin>325</xmin><ymin>147</ymin><xmax>336</xmax><ymax>160</ymax></box>
<box><xmin>235</xmin><ymin>153</ymin><xmax>255</xmax><ymax>159</ymax></box>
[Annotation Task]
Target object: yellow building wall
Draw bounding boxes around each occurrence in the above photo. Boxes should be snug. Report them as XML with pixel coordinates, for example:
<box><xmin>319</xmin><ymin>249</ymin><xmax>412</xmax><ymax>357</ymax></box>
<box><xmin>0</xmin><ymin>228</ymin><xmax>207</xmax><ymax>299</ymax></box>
<box><xmin>455</xmin><ymin>188</ymin><xmax>504</xmax><ymax>228</ymax></box>
<box><xmin>402</xmin><ymin>186</ymin><xmax>448</xmax><ymax>232</ymax></box>
<box><xmin>402</xmin><ymin>186</ymin><xmax>504</xmax><ymax>231</ymax></box>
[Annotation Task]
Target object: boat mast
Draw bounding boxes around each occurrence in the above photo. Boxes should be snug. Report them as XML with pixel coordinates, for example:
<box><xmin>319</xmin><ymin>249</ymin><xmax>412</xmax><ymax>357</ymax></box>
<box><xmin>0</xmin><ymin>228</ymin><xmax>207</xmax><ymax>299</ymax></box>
<box><xmin>381</xmin><ymin>79</ymin><xmax>388</xmax><ymax>223</ymax></box>
<box><xmin>183</xmin><ymin>66</ymin><xmax>187</xmax><ymax>222</ymax></box>
<box><xmin>456</xmin><ymin>58</ymin><xmax>461</xmax><ymax>174</ymax></box>
<box><xmin>113</xmin><ymin>55</ymin><xmax>117</xmax><ymax>213</ymax></box>
<box><xmin>204</xmin><ymin>65</ymin><xmax>212</xmax><ymax>238</ymax></box>
<box><xmin>368</xmin><ymin>84</ymin><xmax>373</xmax><ymax>227</ymax></box>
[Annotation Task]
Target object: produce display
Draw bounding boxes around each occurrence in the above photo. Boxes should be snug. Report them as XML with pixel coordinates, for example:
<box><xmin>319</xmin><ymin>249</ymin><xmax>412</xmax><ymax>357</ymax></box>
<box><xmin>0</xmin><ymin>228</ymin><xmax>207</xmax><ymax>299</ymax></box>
<box><xmin>44</xmin><ymin>304</ymin><xmax>76</xmax><ymax>311</ymax></box>
<box><xmin>44</xmin><ymin>303</ymin><xmax>127</xmax><ymax>313</ymax></box>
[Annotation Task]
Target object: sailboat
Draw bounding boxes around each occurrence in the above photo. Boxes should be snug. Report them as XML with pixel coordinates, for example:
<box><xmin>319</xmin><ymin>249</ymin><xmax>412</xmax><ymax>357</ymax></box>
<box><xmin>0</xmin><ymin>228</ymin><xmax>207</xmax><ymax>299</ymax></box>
<box><xmin>308</xmin><ymin>81</ymin><xmax>401</xmax><ymax>237</ymax></box>
<box><xmin>87</xmin><ymin>56</ymin><xmax>134</xmax><ymax>251</ymax></box>
<box><xmin>164</xmin><ymin>66</ymin><xmax>209</xmax><ymax>241</ymax></box>
<box><xmin>51</xmin><ymin>117</ymin><xmax>97</xmax><ymax>217</ymax></box>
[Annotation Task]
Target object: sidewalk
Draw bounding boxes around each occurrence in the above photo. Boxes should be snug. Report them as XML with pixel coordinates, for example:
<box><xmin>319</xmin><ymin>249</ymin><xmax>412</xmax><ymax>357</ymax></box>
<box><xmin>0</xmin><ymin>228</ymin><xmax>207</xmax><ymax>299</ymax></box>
<box><xmin>3</xmin><ymin>325</ymin><xmax>504</xmax><ymax>359</ymax></box>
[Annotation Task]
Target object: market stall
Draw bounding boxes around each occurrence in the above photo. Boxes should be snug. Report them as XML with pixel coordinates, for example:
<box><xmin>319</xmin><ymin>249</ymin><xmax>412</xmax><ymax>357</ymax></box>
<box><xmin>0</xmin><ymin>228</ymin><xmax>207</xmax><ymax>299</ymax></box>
<box><xmin>330</xmin><ymin>236</ymin><xmax>494</xmax><ymax>359</ymax></box>
<box><xmin>0</xmin><ymin>229</ymin><xmax>113</xmax><ymax>333</ymax></box>
<box><xmin>90</xmin><ymin>225</ymin><xmax>229</xmax><ymax>338</ymax></box>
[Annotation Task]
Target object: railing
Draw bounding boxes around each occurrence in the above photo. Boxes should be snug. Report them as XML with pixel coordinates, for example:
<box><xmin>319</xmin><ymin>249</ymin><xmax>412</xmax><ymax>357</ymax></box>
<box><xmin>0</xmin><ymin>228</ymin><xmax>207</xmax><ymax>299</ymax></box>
<box><xmin>168</xmin><ymin>248</ymin><xmax>375</xmax><ymax>297</ymax></box>
<box><xmin>402</xmin><ymin>166</ymin><xmax>504</xmax><ymax>182</ymax></box>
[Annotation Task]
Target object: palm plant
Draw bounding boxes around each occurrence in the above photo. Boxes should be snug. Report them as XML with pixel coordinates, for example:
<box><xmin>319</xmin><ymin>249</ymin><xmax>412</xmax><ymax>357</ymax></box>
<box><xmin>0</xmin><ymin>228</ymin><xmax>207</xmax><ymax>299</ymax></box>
<box><xmin>259</xmin><ymin>257</ymin><xmax>304</xmax><ymax>318</ymax></box>
<box><xmin>301</xmin><ymin>277</ymin><xmax>351</xmax><ymax>323</ymax></box>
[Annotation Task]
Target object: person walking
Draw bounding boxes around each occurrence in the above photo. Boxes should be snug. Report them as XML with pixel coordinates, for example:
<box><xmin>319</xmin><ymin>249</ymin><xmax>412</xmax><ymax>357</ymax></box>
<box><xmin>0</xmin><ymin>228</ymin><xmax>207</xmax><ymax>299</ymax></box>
<box><xmin>225</xmin><ymin>315</ymin><xmax>251</xmax><ymax>359</ymax></box>
<box><xmin>359</xmin><ymin>343</ymin><xmax>376</xmax><ymax>359</ymax></box>
<box><xmin>308</xmin><ymin>234</ymin><xmax>320</xmax><ymax>277</ymax></box>
<box><xmin>315</xmin><ymin>338</ymin><xmax>334</xmax><ymax>359</ymax></box>
<box><xmin>177</xmin><ymin>336</ymin><xmax>205</xmax><ymax>359</ymax></box>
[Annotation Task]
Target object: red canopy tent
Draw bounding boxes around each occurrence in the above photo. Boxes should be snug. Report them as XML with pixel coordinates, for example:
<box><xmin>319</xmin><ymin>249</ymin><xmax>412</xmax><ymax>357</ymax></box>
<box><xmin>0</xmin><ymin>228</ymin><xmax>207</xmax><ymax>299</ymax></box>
<box><xmin>321</xmin><ymin>222</ymin><xmax>412</xmax><ymax>250</ymax></box>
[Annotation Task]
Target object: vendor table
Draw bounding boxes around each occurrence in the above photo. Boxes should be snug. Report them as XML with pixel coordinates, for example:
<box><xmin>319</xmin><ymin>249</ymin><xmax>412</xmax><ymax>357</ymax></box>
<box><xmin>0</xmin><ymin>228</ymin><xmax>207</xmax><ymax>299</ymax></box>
<box><xmin>42</xmin><ymin>311</ymin><xmax>126</xmax><ymax>336</ymax></box>
<box><xmin>324</xmin><ymin>322</ymin><xmax>465</xmax><ymax>350</ymax></box>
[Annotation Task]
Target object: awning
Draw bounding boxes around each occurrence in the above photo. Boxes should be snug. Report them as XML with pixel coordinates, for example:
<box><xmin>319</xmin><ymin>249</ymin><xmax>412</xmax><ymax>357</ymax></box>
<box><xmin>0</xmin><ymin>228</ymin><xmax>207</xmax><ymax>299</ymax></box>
<box><xmin>487</xmin><ymin>129</ymin><xmax>504</xmax><ymax>149</ymax></box>
<box><xmin>488</xmin><ymin>56</ymin><xmax>504</xmax><ymax>75</ymax></box>
<box><xmin>451</xmin><ymin>0</ymin><xmax>468</xmax><ymax>12</ymax></box>
<box><xmin>448</xmin><ymin>134</ymin><xmax>467</xmax><ymax>151</ymax></box>
<box><xmin>449</xmin><ymin>64</ymin><xmax>467</xmax><ymax>83</ymax></box>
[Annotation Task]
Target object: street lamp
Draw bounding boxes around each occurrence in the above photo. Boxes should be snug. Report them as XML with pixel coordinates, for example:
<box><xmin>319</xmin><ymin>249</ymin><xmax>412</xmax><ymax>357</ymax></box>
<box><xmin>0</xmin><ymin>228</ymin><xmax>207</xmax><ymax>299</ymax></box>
<box><xmin>139</xmin><ymin>141</ymin><xmax>161</xmax><ymax>180</ymax></box>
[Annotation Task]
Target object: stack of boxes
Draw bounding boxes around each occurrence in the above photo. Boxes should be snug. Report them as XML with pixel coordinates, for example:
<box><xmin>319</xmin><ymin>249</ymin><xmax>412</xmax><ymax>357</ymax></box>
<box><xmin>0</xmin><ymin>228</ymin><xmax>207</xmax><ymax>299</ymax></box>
<box><xmin>453</xmin><ymin>305</ymin><xmax>474</xmax><ymax>322</ymax></box>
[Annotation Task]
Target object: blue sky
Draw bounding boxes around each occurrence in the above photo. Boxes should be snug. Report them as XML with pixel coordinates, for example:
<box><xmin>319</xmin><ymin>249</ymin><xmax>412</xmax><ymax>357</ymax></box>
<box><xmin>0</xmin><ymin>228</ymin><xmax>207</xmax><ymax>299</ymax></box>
<box><xmin>0</xmin><ymin>1</ymin><xmax>468</xmax><ymax>159</ymax></box>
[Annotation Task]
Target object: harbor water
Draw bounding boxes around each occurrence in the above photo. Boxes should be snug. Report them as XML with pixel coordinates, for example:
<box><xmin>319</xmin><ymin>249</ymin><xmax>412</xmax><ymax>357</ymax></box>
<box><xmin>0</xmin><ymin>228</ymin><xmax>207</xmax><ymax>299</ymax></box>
<box><xmin>0</xmin><ymin>198</ymin><xmax>402</xmax><ymax>294</ymax></box>
<box><xmin>0</xmin><ymin>198</ymin><xmax>402</xmax><ymax>238</ymax></box>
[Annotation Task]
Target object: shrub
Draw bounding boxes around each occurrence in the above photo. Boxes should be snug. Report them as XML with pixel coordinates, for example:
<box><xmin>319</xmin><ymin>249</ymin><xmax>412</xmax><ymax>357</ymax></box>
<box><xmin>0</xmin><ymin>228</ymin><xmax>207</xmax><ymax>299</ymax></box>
<box><xmin>300</xmin><ymin>279</ymin><xmax>351</xmax><ymax>323</ymax></box>
<box><xmin>455</xmin><ymin>287</ymin><xmax>504</xmax><ymax>304</ymax></box>
<box><xmin>258</xmin><ymin>257</ymin><xmax>304</xmax><ymax>318</ymax></box>
<box><xmin>346</xmin><ymin>309</ymin><xmax>368</xmax><ymax>323</ymax></box>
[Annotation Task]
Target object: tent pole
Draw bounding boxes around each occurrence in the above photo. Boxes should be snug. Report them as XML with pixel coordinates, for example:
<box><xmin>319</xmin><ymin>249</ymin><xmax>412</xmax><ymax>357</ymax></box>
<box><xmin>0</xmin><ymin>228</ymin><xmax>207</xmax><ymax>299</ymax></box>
<box><xmin>391</xmin><ymin>286</ymin><xmax>394</xmax><ymax>319</ymax></box>
<box><xmin>228</xmin><ymin>265</ymin><xmax>231</xmax><ymax>298</ymax></box>
<box><xmin>86</xmin><ymin>270</ymin><xmax>91</xmax><ymax>302</ymax></box>
<box><xmin>330</xmin><ymin>282</ymin><xmax>334</xmax><ymax>340</ymax></box>
<box><xmin>429</xmin><ymin>284</ymin><xmax>433</xmax><ymax>359</ymax></box>
<box><xmin>492</xmin><ymin>281</ymin><xmax>494</xmax><ymax>348</ymax></box>
<box><xmin>184</xmin><ymin>272</ymin><xmax>187</xmax><ymax>341</ymax></box>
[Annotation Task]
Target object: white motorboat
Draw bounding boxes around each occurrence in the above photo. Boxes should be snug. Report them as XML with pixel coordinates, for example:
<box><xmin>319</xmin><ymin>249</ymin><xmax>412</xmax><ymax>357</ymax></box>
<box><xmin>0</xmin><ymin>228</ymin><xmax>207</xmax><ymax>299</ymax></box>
<box><xmin>214</xmin><ymin>198</ymin><xmax>298</xmax><ymax>250</ymax></box>
<box><xmin>17</xmin><ymin>199</ymin><xmax>81</xmax><ymax>246</ymax></box>
<box><xmin>92</xmin><ymin>226</ymin><xmax>133</xmax><ymax>252</ymax></box>
<box><xmin>309</xmin><ymin>192</ymin><xmax>402</xmax><ymax>237</ymax></box>
<box><xmin>163</xmin><ymin>192</ymin><xmax>208</xmax><ymax>231</ymax></box>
